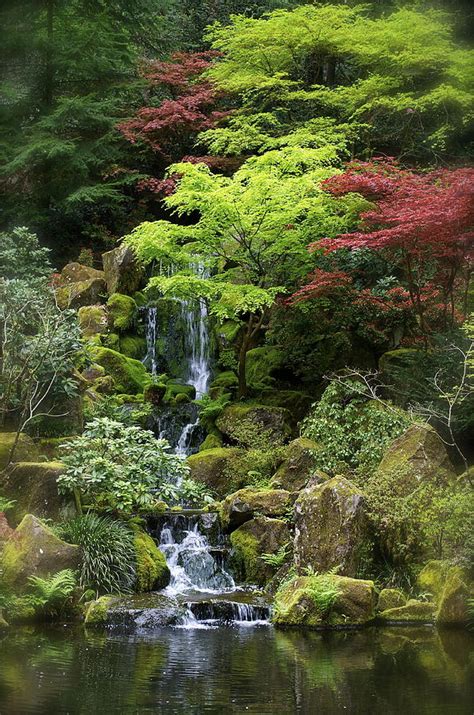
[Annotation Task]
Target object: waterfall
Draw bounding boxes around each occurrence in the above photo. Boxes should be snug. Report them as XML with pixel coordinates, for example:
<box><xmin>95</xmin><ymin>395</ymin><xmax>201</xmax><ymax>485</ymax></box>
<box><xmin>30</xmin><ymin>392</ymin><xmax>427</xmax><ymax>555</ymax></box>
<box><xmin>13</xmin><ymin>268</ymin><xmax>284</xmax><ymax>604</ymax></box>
<box><xmin>158</xmin><ymin>514</ymin><xmax>235</xmax><ymax>596</ymax></box>
<box><xmin>181</xmin><ymin>294</ymin><xmax>210</xmax><ymax>399</ymax></box>
<box><xmin>143</xmin><ymin>307</ymin><xmax>158</xmax><ymax>375</ymax></box>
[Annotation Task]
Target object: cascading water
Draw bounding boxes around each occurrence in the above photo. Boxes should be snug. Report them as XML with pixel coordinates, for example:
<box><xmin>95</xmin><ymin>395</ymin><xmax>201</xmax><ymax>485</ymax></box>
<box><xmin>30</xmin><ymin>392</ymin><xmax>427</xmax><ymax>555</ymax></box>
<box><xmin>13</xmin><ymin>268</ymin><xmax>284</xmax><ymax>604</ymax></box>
<box><xmin>141</xmin><ymin>265</ymin><xmax>269</xmax><ymax>627</ymax></box>
<box><xmin>143</xmin><ymin>306</ymin><xmax>158</xmax><ymax>375</ymax></box>
<box><xmin>150</xmin><ymin>513</ymin><xmax>271</xmax><ymax>628</ymax></box>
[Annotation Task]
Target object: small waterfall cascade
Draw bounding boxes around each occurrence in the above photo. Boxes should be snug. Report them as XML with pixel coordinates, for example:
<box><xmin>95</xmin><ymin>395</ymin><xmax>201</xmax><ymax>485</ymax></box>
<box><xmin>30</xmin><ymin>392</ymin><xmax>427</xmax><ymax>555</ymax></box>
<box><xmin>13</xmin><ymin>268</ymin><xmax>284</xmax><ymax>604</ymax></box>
<box><xmin>150</xmin><ymin>512</ymin><xmax>271</xmax><ymax>627</ymax></box>
<box><xmin>143</xmin><ymin>306</ymin><xmax>158</xmax><ymax>375</ymax></box>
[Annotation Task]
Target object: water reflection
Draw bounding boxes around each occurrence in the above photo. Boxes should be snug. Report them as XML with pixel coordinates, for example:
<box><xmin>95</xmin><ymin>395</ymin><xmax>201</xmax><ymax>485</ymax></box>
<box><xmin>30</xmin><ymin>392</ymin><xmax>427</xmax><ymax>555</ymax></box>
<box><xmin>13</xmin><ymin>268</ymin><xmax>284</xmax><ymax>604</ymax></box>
<box><xmin>0</xmin><ymin>625</ymin><xmax>472</xmax><ymax>714</ymax></box>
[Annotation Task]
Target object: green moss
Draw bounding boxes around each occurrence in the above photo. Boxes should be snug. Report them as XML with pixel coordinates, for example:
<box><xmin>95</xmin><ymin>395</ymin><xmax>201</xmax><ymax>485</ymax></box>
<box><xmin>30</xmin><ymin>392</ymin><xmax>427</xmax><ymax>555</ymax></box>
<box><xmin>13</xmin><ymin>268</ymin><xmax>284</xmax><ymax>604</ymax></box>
<box><xmin>133</xmin><ymin>529</ymin><xmax>170</xmax><ymax>592</ymax></box>
<box><xmin>199</xmin><ymin>433</ymin><xmax>223</xmax><ymax>451</ymax></box>
<box><xmin>377</xmin><ymin>588</ymin><xmax>407</xmax><ymax>612</ymax></box>
<box><xmin>102</xmin><ymin>332</ymin><xmax>120</xmax><ymax>350</ymax></box>
<box><xmin>273</xmin><ymin>574</ymin><xmax>376</xmax><ymax>628</ymax></box>
<box><xmin>258</xmin><ymin>390</ymin><xmax>314</xmax><ymax>423</ymax></box>
<box><xmin>55</xmin><ymin>277</ymin><xmax>105</xmax><ymax>310</ymax></box>
<box><xmin>0</xmin><ymin>433</ymin><xmax>40</xmax><ymax>469</ymax></box>
<box><xmin>119</xmin><ymin>335</ymin><xmax>147</xmax><ymax>360</ymax></box>
<box><xmin>215</xmin><ymin>403</ymin><xmax>293</xmax><ymax>448</ymax></box>
<box><xmin>230</xmin><ymin>528</ymin><xmax>260</xmax><ymax>582</ymax></box>
<box><xmin>245</xmin><ymin>346</ymin><xmax>284</xmax><ymax>390</ymax></box>
<box><xmin>417</xmin><ymin>560</ymin><xmax>451</xmax><ymax>602</ymax></box>
<box><xmin>78</xmin><ymin>305</ymin><xmax>108</xmax><ymax>338</ymax></box>
<box><xmin>218</xmin><ymin>320</ymin><xmax>241</xmax><ymax>343</ymax></box>
<box><xmin>132</xmin><ymin>291</ymin><xmax>147</xmax><ymax>307</ymax></box>
<box><xmin>107</xmin><ymin>293</ymin><xmax>137</xmax><ymax>332</ymax></box>
<box><xmin>379</xmin><ymin>599</ymin><xmax>436</xmax><ymax>623</ymax></box>
<box><xmin>210</xmin><ymin>372</ymin><xmax>238</xmax><ymax>390</ymax></box>
<box><xmin>91</xmin><ymin>346</ymin><xmax>150</xmax><ymax>394</ymax></box>
<box><xmin>187</xmin><ymin>447</ymin><xmax>244</xmax><ymax>496</ymax></box>
<box><xmin>84</xmin><ymin>596</ymin><xmax>115</xmax><ymax>625</ymax></box>
<box><xmin>164</xmin><ymin>381</ymin><xmax>196</xmax><ymax>403</ymax></box>
<box><xmin>4</xmin><ymin>596</ymin><xmax>37</xmax><ymax>624</ymax></box>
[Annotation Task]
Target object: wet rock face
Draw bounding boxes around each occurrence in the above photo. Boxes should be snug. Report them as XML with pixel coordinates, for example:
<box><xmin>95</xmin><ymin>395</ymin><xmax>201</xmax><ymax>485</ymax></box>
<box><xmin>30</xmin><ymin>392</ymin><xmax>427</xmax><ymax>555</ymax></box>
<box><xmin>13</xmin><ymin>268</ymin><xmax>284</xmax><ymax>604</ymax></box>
<box><xmin>0</xmin><ymin>462</ymin><xmax>74</xmax><ymax>525</ymax></box>
<box><xmin>417</xmin><ymin>560</ymin><xmax>474</xmax><ymax>625</ymax></box>
<box><xmin>216</xmin><ymin>404</ymin><xmax>293</xmax><ymax>448</ymax></box>
<box><xmin>270</xmin><ymin>437</ymin><xmax>320</xmax><ymax>492</ymax></box>
<box><xmin>375</xmin><ymin>423</ymin><xmax>455</xmax><ymax>485</ymax></box>
<box><xmin>230</xmin><ymin>516</ymin><xmax>290</xmax><ymax>586</ymax></box>
<box><xmin>219</xmin><ymin>488</ymin><xmax>293</xmax><ymax>531</ymax></box>
<box><xmin>84</xmin><ymin>593</ymin><xmax>185</xmax><ymax>629</ymax></box>
<box><xmin>1</xmin><ymin>514</ymin><xmax>80</xmax><ymax>589</ymax></box>
<box><xmin>273</xmin><ymin>574</ymin><xmax>376</xmax><ymax>628</ymax></box>
<box><xmin>102</xmin><ymin>245</ymin><xmax>144</xmax><ymax>296</ymax></box>
<box><xmin>294</xmin><ymin>476</ymin><xmax>370</xmax><ymax>577</ymax></box>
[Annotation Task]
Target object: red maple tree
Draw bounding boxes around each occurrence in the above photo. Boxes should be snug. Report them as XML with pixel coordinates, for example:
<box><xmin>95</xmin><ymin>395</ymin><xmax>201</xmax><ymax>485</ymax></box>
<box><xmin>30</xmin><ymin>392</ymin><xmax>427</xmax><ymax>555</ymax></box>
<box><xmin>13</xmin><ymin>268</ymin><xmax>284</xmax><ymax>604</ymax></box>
<box><xmin>293</xmin><ymin>160</ymin><xmax>473</xmax><ymax>339</ymax></box>
<box><xmin>119</xmin><ymin>51</ymin><xmax>229</xmax><ymax>160</ymax></box>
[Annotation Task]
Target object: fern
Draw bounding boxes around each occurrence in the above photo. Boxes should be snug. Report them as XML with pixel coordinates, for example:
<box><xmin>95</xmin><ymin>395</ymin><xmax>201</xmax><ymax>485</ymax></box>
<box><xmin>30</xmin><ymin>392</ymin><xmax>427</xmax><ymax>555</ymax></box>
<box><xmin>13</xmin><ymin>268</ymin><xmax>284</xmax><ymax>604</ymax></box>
<box><xmin>261</xmin><ymin>542</ymin><xmax>290</xmax><ymax>567</ymax></box>
<box><xmin>27</xmin><ymin>569</ymin><xmax>76</xmax><ymax>614</ymax></box>
<box><xmin>0</xmin><ymin>496</ymin><xmax>16</xmax><ymax>512</ymax></box>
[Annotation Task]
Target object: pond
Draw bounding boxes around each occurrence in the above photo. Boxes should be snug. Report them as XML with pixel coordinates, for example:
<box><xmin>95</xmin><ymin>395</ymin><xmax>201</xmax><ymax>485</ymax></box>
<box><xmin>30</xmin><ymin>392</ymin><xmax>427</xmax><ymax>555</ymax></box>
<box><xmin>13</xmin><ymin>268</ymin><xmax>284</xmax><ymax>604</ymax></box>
<box><xmin>0</xmin><ymin>624</ymin><xmax>472</xmax><ymax>714</ymax></box>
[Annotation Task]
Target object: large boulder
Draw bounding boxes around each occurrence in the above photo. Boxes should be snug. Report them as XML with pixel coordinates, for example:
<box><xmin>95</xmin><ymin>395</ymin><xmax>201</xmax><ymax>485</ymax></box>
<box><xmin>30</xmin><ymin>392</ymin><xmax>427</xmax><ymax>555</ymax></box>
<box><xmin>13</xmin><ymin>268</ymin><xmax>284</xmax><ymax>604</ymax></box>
<box><xmin>0</xmin><ymin>462</ymin><xmax>74</xmax><ymax>525</ymax></box>
<box><xmin>375</xmin><ymin>423</ymin><xmax>455</xmax><ymax>484</ymax></box>
<box><xmin>0</xmin><ymin>433</ymin><xmax>40</xmax><ymax>470</ymax></box>
<box><xmin>257</xmin><ymin>389</ymin><xmax>314</xmax><ymax>423</ymax></box>
<box><xmin>0</xmin><ymin>514</ymin><xmax>80</xmax><ymax>589</ymax></box>
<box><xmin>271</xmin><ymin>437</ymin><xmax>319</xmax><ymax>491</ymax></box>
<box><xmin>133</xmin><ymin>529</ymin><xmax>170</xmax><ymax>592</ymax></box>
<box><xmin>85</xmin><ymin>593</ymin><xmax>184</xmax><ymax>629</ymax></box>
<box><xmin>245</xmin><ymin>346</ymin><xmax>285</xmax><ymax>390</ymax></box>
<box><xmin>376</xmin><ymin>588</ymin><xmax>406</xmax><ymax>612</ymax></box>
<box><xmin>107</xmin><ymin>293</ymin><xmax>137</xmax><ymax>332</ymax></box>
<box><xmin>216</xmin><ymin>403</ymin><xmax>293</xmax><ymax>448</ymax></box>
<box><xmin>187</xmin><ymin>448</ymin><xmax>245</xmax><ymax>497</ymax></box>
<box><xmin>91</xmin><ymin>346</ymin><xmax>149</xmax><ymax>394</ymax></box>
<box><xmin>417</xmin><ymin>560</ymin><xmax>473</xmax><ymax>625</ymax></box>
<box><xmin>56</xmin><ymin>277</ymin><xmax>107</xmax><ymax>310</ymax></box>
<box><xmin>273</xmin><ymin>574</ymin><xmax>376</xmax><ymax>628</ymax></box>
<box><xmin>230</xmin><ymin>516</ymin><xmax>290</xmax><ymax>586</ymax></box>
<box><xmin>102</xmin><ymin>245</ymin><xmax>144</xmax><ymax>296</ymax></box>
<box><xmin>78</xmin><ymin>304</ymin><xmax>108</xmax><ymax>338</ymax></box>
<box><xmin>378</xmin><ymin>599</ymin><xmax>436</xmax><ymax>624</ymax></box>
<box><xmin>294</xmin><ymin>476</ymin><xmax>370</xmax><ymax>577</ymax></box>
<box><xmin>57</xmin><ymin>262</ymin><xmax>105</xmax><ymax>286</ymax></box>
<box><xmin>219</xmin><ymin>487</ymin><xmax>293</xmax><ymax>531</ymax></box>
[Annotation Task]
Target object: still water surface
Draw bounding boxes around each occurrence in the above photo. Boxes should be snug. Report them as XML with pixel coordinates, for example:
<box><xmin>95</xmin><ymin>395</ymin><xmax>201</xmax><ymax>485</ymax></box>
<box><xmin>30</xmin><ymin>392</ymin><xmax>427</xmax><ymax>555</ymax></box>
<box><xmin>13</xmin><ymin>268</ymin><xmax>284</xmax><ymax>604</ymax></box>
<box><xmin>0</xmin><ymin>624</ymin><xmax>472</xmax><ymax>714</ymax></box>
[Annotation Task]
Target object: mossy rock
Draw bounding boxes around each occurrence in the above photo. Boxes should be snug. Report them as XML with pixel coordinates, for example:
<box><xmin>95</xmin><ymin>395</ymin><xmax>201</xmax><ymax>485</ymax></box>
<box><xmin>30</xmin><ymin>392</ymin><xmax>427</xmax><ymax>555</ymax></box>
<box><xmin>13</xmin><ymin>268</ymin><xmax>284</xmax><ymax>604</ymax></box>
<box><xmin>187</xmin><ymin>447</ymin><xmax>245</xmax><ymax>497</ymax></box>
<box><xmin>271</xmin><ymin>437</ymin><xmax>319</xmax><ymax>491</ymax></box>
<box><xmin>377</xmin><ymin>588</ymin><xmax>407</xmax><ymax>612</ymax></box>
<box><xmin>78</xmin><ymin>304</ymin><xmax>108</xmax><ymax>338</ymax></box>
<box><xmin>102</xmin><ymin>332</ymin><xmax>121</xmax><ymax>351</ymax></box>
<box><xmin>144</xmin><ymin>382</ymin><xmax>167</xmax><ymax>405</ymax></box>
<box><xmin>379</xmin><ymin>599</ymin><xmax>436</xmax><ymax>623</ymax></box>
<box><xmin>91</xmin><ymin>347</ymin><xmax>150</xmax><ymax>394</ymax></box>
<box><xmin>273</xmin><ymin>574</ymin><xmax>376</xmax><ymax>628</ymax></box>
<box><xmin>102</xmin><ymin>245</ymin><xmax>144</xmax><ymax>296</ymax></box>
<box><xmin>119</xmin><ymin>335</ymin><xmax>147</xmax><ymax>361</ymax></box>
<box><xmin>258</xmin><ymin>389</ymin><xmax>314</xmax><ymax>423</ymax></box>
<box><xmin>418</xmin><ymin>560</ymin><xmax>474</xmax><ymax>624</ymax></box>
<box><xmin>164</xmin><ymin>381</ymin><xmax>196</xmax><ymax>403</ymax></box>
<box><xmin>245</xmin><ymin>346</ymin><xmax>285</xmax><ymax>390</ymax></box>
<box><xmin>133</xmin><ymin>529</ymin><xmax>170</xmax><ymax>592</ymax></box>
<box><xmin>56</xmin><ymin>277</ymin><xmax>106</xmax><ymax>310</ymax></box>
<box><xmin>217</xmin><ymin>320</ymin><xmax>241</xmax><ymax>344</ymax></box>
<box><xmin>0</xmin><ymin>461</ymin><xmax>75</xmax><ymax>526</ymax></box>
<box><xmin>85</xmin><ymin>593</ymin><xmax>184</xmax><ymax>628</ymax></box>
<box><xmin>376</xmin><ymin>423</ymin><xmax>455</xmax><ymax>485</ymax></box>
<box><xmin>219</xmin><ymin>487</ymin><xmax>293</xmax><ymax>531</ymax></box>
<box><xmin>209</xmin><ymin>372</ymin><xmax>238</xmax><ymax>400</ymax></box>
<box><xmin>294</xmin><ymin>476</ymin><xmax>370</xmax><ymax>577</ymax></box>
<box><xmin>1</xmin><ymin>514</ymin><xmax>80</xmax><ymax>590</ymax></box>
<box><xmin>199</xmin><ymin>433</ymin><xmax>223</xmax><ymax>452</ymax></box>
<box><xmin>216</xmin><ymin>403</ymin><xmax>293</xmax><ymax>448</ymax></box>
<box><xmin>107</xmin><ymin>293</ymin><xmax>137</xmax><ymax>332</ymax></box>
<box><xmin>0</xmin><ymin>433</ymin><xmax>40</xmax><ymax>470</ymax></box>
<box><xmin>230</xmin><ymin>516</ymin><xmax>290</xmax><ymax>586</ymax></box>
<box><xmin>57</xmin><ymin>262</ymin><xmax>105</xmax><ymax>285</ymax></box>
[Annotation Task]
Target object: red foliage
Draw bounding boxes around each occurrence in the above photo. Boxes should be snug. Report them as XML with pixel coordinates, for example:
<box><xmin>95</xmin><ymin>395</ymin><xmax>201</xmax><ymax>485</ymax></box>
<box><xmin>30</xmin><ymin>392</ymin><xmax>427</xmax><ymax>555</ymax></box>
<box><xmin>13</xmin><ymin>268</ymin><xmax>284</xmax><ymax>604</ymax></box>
<box><xmin>119</xmin><ymin>51</ymin><xmax>229</xmax><ymax>158</ymax></box>
<box><xmin>289</xmin><ymin>269</ymin><xmax>353</xmax><ymax>304</ymax></box>
<box><xmin>295</xmin><ymin>160</ymin><xmax>474</xmax><ymax>337</ymax></box>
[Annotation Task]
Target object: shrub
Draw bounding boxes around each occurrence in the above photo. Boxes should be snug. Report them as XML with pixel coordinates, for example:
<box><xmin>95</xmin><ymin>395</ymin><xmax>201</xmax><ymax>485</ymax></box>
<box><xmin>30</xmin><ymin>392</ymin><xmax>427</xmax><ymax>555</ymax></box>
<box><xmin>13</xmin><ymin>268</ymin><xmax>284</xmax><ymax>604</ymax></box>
<box><xmin>58</xmin><ymin>514</ymin><xmax>136</xmax><ymax>595</ymax></box>
<box><xmin>58</xmin><ymin>417</ymin><xmax>189</xmax><ymax>512</ymax></box>
<box><xmin>301</xmin><ymin>378</ymin><xmax>412</xmax><ymax>476</ymax></box>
